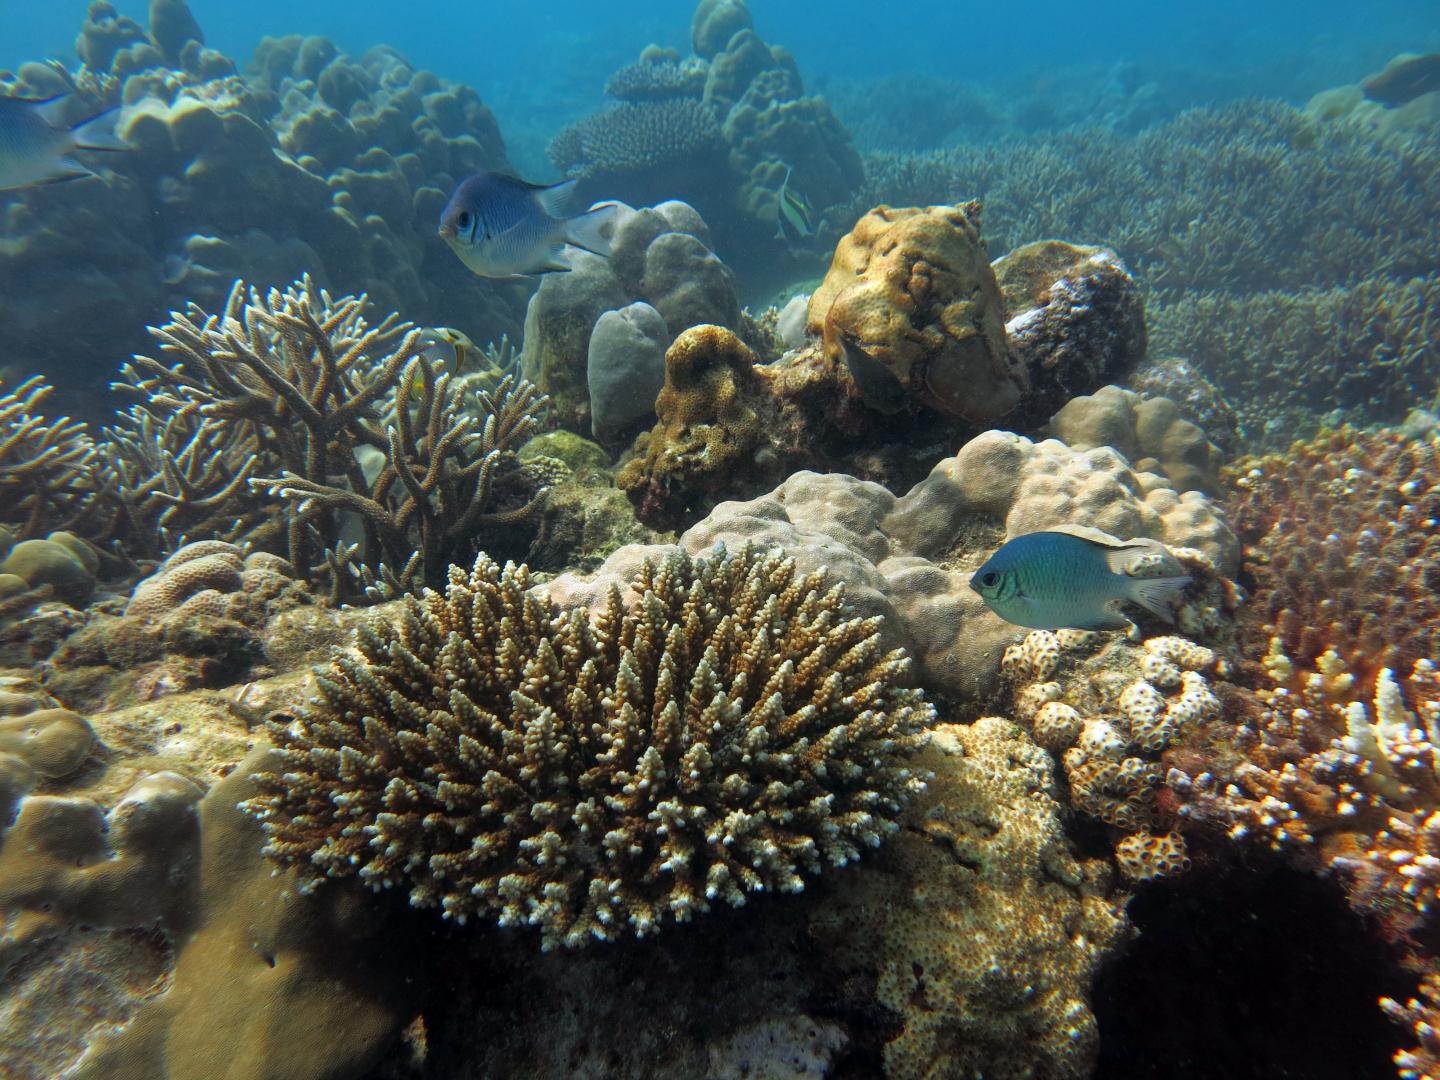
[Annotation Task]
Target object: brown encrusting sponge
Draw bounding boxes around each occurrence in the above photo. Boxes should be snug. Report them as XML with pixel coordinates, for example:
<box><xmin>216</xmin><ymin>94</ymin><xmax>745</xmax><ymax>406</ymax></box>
<box><xmin>243</xmin><ymin>544</ymin><xmax>932</xmax><ymax>948</ymax></box>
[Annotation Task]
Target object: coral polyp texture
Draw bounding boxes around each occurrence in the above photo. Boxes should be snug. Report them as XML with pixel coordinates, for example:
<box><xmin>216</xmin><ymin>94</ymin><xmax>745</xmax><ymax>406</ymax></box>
<box><xmin>243</xmin><ymin>545</ymin><xmax>933</xmax><ymax>949</ymax></box>
<box><xmin>1167</xmin><ymin>429</ymin><xmax>1440</xmax><ymax>945</ymax></box>
<box><xmin>1230</xmin><ymin>428</ymin><xmax>1439</xmax><ymax>689</ymax></box>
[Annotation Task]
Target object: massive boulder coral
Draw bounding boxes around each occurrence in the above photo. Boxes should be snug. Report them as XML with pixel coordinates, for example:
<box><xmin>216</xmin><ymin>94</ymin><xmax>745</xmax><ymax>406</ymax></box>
<box><xmin>560</xmin><ymin>426</ymin><xmax>1238</xmax><ymax>703</ymax></box>
<box><xmin>519</xmin><ymin>200</ymin><xmax>741</xmax><ymax>436</ymax></box>
<box><xmin>617</xmin><ymin>325</ymin><xmax>776</xmax><ymax>530</ymax></box>
<box><xmin>244</xmin><ymin>546</ymin><xmax>932</xmax><ymax>948</ymax></box>
<box><xmin>0</xmin><ymin>0</ymin><xmax>522</xmax><ymax>403</ymax></box>
<box><xmin>1051</xmin><ymin>384</ymin><xmax>1226</xmax><ymax>495</ymax></box>
<box><xmin>806</xmin><ymin>202</ymin><xmax>1026</xmax><ymax>423</ymax></box>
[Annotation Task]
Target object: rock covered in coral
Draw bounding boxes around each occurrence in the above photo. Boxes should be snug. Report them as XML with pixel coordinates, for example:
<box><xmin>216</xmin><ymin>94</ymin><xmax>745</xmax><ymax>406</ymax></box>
<box><xmin>245</xmin><ymin>546</ymin><xmax>932</xmax><ymax>948</ymax></box>
<box><xmin>811</xmin><ymin>718</ymin><xmax>1130</xmax><ymax>1080</ymax></box>
<box><xmin>1127</xmin><ymin>354</ymin><xmax>1243</xmax><ymax>457</ymax></box>
<box><xmin>561</xmin><ymin>427</ymin><xmax>1238</xmax><ymax>702</ymax></box>
<box><xmin>995</xmin><ymin>240</ymin><xmax>1147</xmax><ymax>422</ymax></box>
<box><xmin>521</xmin><ymin>200</ymin><xmax>741</xmax><ymax>433</ymax></box>
<box><xmin>807</xmin><ymin>202</ymin><xmax>1025</xmax><ymax>422</ymax></box>
<box><xmin>617</xmin><ymin>325</ymin><xmax>777</xmax><ymax>530</ymax></box>
<box><xmin>552</xmin><ymin>0</ymin><xmax>862</xmax><ymax>282</ymax></box>
<box><xmin>1051</xmin><ymin>384</ymin><xmax>1226</xmax><ymax>495</ymax></box>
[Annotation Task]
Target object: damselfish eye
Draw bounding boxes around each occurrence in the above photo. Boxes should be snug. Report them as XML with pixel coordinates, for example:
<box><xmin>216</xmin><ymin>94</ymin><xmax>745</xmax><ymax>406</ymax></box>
<box><xmin>457</xmin><ymin>211</ymin><xmax>471</xmax><ymax>230</ymax></box>
<box><xmin>979</xmin><ymin>571</ymin><xmax>999</xmax><ymax>588</ymax></box>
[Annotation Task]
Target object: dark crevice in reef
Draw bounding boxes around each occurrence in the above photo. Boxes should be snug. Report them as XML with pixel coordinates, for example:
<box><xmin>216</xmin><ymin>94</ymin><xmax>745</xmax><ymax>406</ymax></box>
<box><xmin>1093</xmin><ymin>854</ymin><xmax>1409</xmax><ymax>1080</ymax></box>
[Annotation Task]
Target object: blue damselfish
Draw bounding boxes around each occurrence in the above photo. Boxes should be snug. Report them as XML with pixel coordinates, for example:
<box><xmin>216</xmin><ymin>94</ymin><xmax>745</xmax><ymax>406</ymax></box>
<box><xmin>970</xmin><ymin>529</ymin><xmax>1191</xmax><ymax>631</ymax></box>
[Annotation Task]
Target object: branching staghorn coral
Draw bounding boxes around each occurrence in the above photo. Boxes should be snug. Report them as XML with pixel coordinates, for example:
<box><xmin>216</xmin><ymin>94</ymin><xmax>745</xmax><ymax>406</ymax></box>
<box><xmin>118</xmin><ymin>276</ymin><xmax>548</xmax><ymax>592</ymax></box>
<box><xmin>862</xmin><ymin>101</ymin><xmax>1440</xmax><ymax>297</ymax></box>
<box><xmin>254</xmin><ymin>373</ymin><xmax>548</xmax><ymax>587</ymax></box>
<box><xmin>0</xmin><ymin>377</ymin><xmax>111</xmax><ymax>541</ymax></box>
<box><xmin>99</xmin><ymin>405</ymin><xmax>270</xmax><ymax>560</ymax></box>
<box><xmin>1148</xmin><ymin>275</ymin><xmax>1440</xmax><ymax>436</ymax></box>
<box><xmin>243</xmin><ymin>545</ymin><xmax>933</xmax><ymax>948</ymax></box>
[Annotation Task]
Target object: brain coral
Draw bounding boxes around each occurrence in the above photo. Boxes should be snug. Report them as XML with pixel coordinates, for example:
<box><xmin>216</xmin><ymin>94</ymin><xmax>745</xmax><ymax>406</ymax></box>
<box><xmin>244</xmin><ymin>546</ymin><xmax>932</xmax><ymax>949</ymax></box>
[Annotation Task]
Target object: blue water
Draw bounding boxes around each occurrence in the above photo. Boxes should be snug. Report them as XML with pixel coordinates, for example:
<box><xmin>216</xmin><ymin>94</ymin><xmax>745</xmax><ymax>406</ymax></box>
<box><xmin>7</xmin><ymin>0</ymin><xmax>1438</xmax><ymax>153</ymax></box>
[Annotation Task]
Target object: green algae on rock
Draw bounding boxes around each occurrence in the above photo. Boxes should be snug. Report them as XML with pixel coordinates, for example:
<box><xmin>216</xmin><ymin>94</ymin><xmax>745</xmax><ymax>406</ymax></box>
<box><xmin>243</xmin><ymin>545</ymin><xmax>933</xmax><ymax>949</ymax></box>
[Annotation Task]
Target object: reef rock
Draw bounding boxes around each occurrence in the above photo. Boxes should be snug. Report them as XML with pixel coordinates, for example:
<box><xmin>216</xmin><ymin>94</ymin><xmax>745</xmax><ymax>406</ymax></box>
<box><xmin>807</xmin><ymin>202</ymin><xmax>1027</xmax><ymax>422</ymax></box>
<box><xmin>994</xmin><ymin>240</ymin><xmax>1147</xmax><ymax>423</ymax></box>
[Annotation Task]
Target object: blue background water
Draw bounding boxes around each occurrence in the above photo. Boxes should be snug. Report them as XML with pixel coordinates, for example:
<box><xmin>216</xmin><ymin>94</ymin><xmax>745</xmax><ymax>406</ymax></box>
<box><xmin>6</xmin><ymin>0</ymin><xmax>1439</xmax><ymax>152</ymax></box>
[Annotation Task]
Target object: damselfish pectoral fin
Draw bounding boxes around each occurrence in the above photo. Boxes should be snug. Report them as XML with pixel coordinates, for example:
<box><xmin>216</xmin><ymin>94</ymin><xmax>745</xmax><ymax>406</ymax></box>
<box><xmin>1124</xmin><ymin>575</ymin><xmax>1192</xmax><ymax>622</ymax></box>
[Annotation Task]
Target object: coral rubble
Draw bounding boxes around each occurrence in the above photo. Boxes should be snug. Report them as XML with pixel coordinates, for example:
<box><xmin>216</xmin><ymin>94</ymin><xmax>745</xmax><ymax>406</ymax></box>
<box><xmin>244</xmin><ymin>545</ymin><xmax>932</xmax><ymax>948</ymax></box>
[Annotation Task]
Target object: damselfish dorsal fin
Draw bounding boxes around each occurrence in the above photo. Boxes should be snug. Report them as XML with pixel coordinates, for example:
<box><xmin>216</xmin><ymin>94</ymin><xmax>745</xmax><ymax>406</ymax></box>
<box><xmin>534</xmin><ymin>177</ymin><xmax>580</xmax><ymax>218</ymax></box>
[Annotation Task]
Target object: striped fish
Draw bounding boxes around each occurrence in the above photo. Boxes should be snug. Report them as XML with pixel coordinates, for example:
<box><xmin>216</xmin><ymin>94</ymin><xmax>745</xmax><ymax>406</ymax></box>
<box><xmin>773</xmin><ymin>165</ymin><xmax>816</xmax><ymax>242</ymax></box>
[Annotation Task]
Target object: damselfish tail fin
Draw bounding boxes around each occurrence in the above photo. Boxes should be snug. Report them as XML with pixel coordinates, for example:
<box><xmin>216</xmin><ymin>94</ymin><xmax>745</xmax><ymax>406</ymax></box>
<box><xmin>563</xmin><ymin>201</ymin><xmax>619</xmax><ymax>258</ymax></box>
<box><xmin>1124</xmin><ymin>575</ymin><xmax>1192</xmax><ymax>622</ymax></box>
<box><xmin>70</xmin><ymin>107</ymin><xmax>127</xmax><ymax>152</ymax></box>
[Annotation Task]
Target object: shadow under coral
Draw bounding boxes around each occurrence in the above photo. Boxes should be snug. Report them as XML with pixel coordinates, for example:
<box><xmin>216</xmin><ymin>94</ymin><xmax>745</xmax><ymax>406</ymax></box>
<box><xmin>1093</xmin><ymin>851</ymin><xmax>1407</xmax><ymax>1080</ymax></box>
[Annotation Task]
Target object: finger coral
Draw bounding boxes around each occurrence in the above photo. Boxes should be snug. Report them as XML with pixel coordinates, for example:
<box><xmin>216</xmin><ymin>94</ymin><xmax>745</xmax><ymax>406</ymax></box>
<box><xmin>243</xmin><ymin>545</ymin><xmax>932</xmax><ymax>948</ymax></box>
<box><xmin>0</xmin><ymin>378</ymin><xmax>111</xmax><ymax>542</ymax></box>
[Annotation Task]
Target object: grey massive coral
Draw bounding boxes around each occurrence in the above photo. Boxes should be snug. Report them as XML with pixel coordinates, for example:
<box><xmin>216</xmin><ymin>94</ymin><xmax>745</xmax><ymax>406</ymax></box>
<box><xmin>244</xmin><ymin>546</ymin><xmax>932</xmax><ymax>948</ymax></box>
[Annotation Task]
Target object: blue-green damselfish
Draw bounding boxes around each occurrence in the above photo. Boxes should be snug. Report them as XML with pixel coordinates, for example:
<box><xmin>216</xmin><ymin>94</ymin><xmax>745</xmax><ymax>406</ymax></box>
<box><xmin>970</xmin><ymin>529</ymin><xmax>1191</xmax><ymax>631</ymax></box>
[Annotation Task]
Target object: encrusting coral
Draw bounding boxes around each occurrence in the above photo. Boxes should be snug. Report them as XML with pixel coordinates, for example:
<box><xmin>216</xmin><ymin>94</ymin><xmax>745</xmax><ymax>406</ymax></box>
<box><xmin>243</xmin><ymin>545</ymin><xmax>932</xmax><ymax>949</ymax></box>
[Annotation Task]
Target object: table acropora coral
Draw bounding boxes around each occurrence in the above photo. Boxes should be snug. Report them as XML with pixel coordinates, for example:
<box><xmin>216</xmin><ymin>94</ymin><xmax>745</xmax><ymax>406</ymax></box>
<box><xmin>244</xmin><ymin>545</ymin><xmax>933</xmax><ymax>949</ymax></box>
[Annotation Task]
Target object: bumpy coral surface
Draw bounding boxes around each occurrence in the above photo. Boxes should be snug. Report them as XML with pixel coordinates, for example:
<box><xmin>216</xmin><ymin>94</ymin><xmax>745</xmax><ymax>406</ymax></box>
<box><xmin>1229</xmin><ymin>428</ymin><xmax>1440</xmax><ymax>686</ymax></box>
<box><xmin>245</xmin><ymin>546</ymin><xmax>932</xmax><ymax>949</ymax></box>
<box><xmin>812</xmin><ymin>718</ymin><xmax>1130</xmax><ymax>1080</ymax></box>
<box><xmin>618</xmin><ymin>324</ymin><xmax>772</xmax><ymax>530</ymax></box>
<box><xmin>559</xmin><ymin>425</ymin><xmax>1238</xmax><ymax>704</ymax></box>
<box><xmin>808</xmin><ymin>202</ymin><xmax>1025</xmax><ymax>422</ymax></box>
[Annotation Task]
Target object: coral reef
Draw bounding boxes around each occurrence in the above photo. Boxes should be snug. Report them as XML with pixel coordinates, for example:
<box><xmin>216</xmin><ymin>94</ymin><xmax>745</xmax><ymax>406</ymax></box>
<box><xmin>51</xmin><ymin>540</ymin><xmax>309</xmax><ymax>708</ymax></box>
<box><xmin>811</xmin><ymin>718</ymin><xmax>1130</xmax><ymax>1079</ymax></box>
<box><xmin>0</xmin><ymin>0</ymin><xmax>523</xmax><ymax>405</ymax></box>
<box><xmin>1148</xmin><ymin>274</ymin><xmax>1440</xmax><ymax>442</ymax></box>
<box><xmin>0</xmin><ymin>378</ymin><xmax>111</xmax><ymax>542</ymax></box>
<box><xmin>119</xmin><ymin>276</ymin><xmax>548</xmax><ymax>591</ymax></box>
<box><xmin>862</xmin><ymin>100</ymin><xmax>1440</xmax><ymax>437</ymax></box>
<box><xmin>1051</xmin><ymin>385</ymin><xmax>1226</xmax><ymax>495</ymax></box>
<box><xmin>551</xmin><ymin>0</ymin><xmax>862</xmax><ymax>282</ymax></box>
<box><xmin>1001</xmin><ymin>626</ymin><xmax>1229</xmax><ymax>878</ymax></box>
<box><xmin>558</xmin><ymin>425</ymin><xmax>1237</xmax><ymax>704</ymax></box>
<box><xmin>244</xmin><ymin>546</ymin><xmax>932</xmax><ymax>948</ymax></box>
<box><xmin>806</xmin><ymin>203</ymin><xmax>1026</xmax><ymax>423</ymax></box>
<box><xmin>520</xmin><ymin>200</ymin><xmax>744</xmax><ymax>435</ymax></box>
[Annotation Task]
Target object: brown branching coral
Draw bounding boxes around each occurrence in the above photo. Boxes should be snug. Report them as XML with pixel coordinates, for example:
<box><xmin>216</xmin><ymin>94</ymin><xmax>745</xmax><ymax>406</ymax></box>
<box><xmin>0</xmin><ymin>377</ymin><xmax>110</xmax><ymax>541</ymax></box>
<box><xmin>118</xmin><ymin>276</ymin><xmax>548</xmax><ymax>592</ymax></box>
<box><xmin>1169</xmin><ymin>429</ymin><xmax>1440</xmax><ymax>943</ymax></box>
<box><xmin>1383</xmin><ymin>973</ymin><xmax>1440</xmax><ymax>1080</ymax></box>
<box><xmin>243</xmin><ymin>545</ymin><xmax>933</xmax><ymax>948</ymax></box>
<box><xmin>99</xmin><ymin>405</ymin><xmax>270</xmax><ymax>559</ymax></box>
